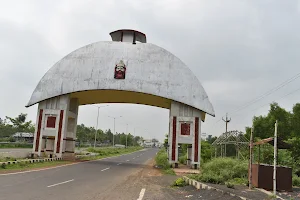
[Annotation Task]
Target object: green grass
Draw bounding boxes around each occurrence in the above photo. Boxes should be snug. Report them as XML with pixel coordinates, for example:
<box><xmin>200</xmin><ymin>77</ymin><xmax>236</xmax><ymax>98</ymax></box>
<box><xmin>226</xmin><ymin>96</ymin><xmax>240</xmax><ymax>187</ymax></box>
<box><xmin>163</xmin><ymin>168</ymin><xmax>176</xmax><ymax>175</ymax></box>
<box><xmin>0</xmin><ymin>160</ymin><xmax>71</xmax><ymax>172</ymax></box>
<box><xmin>77</xmin><ymin>146</ymin><xmax>143</xmax><ymax>161</ymax></box>
<box><xmin>0</xmin><ymin>157</ymin><xmax>17</xmax><ymax>162</ymax></box>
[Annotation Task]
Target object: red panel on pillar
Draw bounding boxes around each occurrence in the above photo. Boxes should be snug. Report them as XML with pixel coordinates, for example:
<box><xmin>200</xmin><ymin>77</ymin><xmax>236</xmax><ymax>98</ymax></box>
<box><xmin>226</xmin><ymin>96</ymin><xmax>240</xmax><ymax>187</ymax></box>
<box><xmin>181</xmin><ymin>123</ymin><xmax>190</xmax><ymax>135</ymax></box>
<box><xmin>35</xmin><ymin>109</ymin><xmax>43</xmax><ymax>152</ymax></box>
<box><xmin>46</xmin><ymin>116</ymin><xmax>56</xmax><ymax>128</ymax></box>
<box><xmin>172</xmin><ymin>116</ymin><xmax>177</xmax><ymax>161</ymax></box>
<box><xmin>56</xmin><ymin>110</ymin><xmax>64</xmax><ymax>153</ymax></box>
<box><xmin>194</xmin><ymin>117</ymin><xmax>199</xmax><ymax>162</ymax></box>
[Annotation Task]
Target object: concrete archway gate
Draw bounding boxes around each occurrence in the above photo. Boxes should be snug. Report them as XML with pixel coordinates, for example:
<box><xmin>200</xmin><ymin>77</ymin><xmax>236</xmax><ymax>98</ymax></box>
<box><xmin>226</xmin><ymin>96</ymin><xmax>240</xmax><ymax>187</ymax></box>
<box><xmin>26</xmin><ymin>29</ymin><xmax>215</xmax><ymax>168</ymax></box>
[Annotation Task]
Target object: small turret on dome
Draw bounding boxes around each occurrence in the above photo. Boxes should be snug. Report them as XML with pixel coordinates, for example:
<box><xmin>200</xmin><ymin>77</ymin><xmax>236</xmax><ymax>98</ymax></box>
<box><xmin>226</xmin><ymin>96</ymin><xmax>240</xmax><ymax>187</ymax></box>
<box><xmin>109</xmin><ymin>29</ymin><xmax>147</xmax><ymax>44</ymax></box>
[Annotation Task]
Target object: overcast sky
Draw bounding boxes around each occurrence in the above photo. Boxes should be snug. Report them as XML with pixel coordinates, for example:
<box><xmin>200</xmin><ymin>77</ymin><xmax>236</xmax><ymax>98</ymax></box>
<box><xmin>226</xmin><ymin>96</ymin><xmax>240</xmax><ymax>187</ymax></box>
<box><xmin>0</xmin><ymin>0</ymin><xmax>300</xmax><ymax>142</ymax></box>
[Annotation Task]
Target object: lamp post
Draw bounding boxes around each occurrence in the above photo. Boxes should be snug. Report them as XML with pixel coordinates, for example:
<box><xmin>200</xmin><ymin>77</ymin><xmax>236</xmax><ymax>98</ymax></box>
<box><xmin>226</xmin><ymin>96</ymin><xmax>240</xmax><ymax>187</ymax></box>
<box><xmin>108</xmin><ymin>115</ymin><xmax>122</xmax><ymax>147</ymax></box>
<box><xmin>126</xmin><ymin>123</ymin><xmax>128</xmax><ymax>148</ymax></box>
<box><xmin>92</xmin><ymin>105</ymin><xmax>109</xmax><ymax>148</ymax></box>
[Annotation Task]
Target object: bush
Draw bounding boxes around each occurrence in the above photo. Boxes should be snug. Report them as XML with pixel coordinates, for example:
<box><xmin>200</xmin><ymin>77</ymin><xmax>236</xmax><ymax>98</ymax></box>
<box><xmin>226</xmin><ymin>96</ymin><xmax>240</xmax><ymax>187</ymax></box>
<box><xmin>155</xmin><ymin>149</ymin><xmax>170</xmax><ymax>170</ymax></box>
<box><xmin>1</xmin><ymin>163</ymin><xmax>6</xmax><ymax>169</ymax></box>
<box><xmin>179</xmin><ymin>153</ymin><xmax>187</xmax><ymax>165</ymax></box>
<box><xmin>225</xmin><ymin>181</ymin><xmax>235</xmax><ymax>188</ymax></box>
<box><xmin>193</xmin><ymin>158</ymin><xmax>248</xmax><ymax>185</ymax></box>
<box><xmin>172</xmin><ymin>178</ymin><xmax>186</xmax><ymax>187</ymax></box>
<box><xmin>293</xmin><ymin>175</ymin><xmax>300</xmax><ymax>186</ymax></box>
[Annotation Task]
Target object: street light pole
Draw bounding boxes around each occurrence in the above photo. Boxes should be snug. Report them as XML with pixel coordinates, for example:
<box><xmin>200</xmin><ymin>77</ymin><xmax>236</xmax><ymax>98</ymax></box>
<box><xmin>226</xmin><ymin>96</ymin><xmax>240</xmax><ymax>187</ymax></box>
<box><xmin>108</xmin><ymin>115</ymin><xmax>122</xmax><ymax>147</ymax></box>
<box><xmin>113</xmin><ymin>117</ymin><xmax>115</xmax><ymax>147</ymax></box>
<box><xmin>92</xmin><ymin>105</ymin><xmax>109</xmax><ymax>148</ymax></box>
<box><xmin>94</xmin><ymin>107</ymin><xmax>100</xmax><ymax>148</ymax></box>
<box><xmin>126</xmin><ymin>123</ymin><xmax>128</xmax><ymax>148</ymax></box>
<box><xmin>134</xmin><ymin>127</ymin><xmax>136</xmax><ymax>146</ymax></box>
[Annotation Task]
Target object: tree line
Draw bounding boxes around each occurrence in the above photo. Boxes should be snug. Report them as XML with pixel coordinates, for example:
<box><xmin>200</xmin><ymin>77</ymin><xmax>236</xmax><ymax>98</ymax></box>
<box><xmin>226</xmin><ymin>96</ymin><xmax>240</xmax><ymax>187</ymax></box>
<box><xmin>0</xmin><ymin>113</ymin><xmax>143</xmax><ymax>146</ymax></box>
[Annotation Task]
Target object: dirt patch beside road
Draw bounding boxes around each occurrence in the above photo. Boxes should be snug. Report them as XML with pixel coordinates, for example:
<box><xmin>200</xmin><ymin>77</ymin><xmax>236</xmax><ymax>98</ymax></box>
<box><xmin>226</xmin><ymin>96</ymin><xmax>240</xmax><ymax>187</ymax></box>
<box><xmin>96</xmin><ymin>159</ymin><xmax>250</xmax><ymax>200</ymax></box>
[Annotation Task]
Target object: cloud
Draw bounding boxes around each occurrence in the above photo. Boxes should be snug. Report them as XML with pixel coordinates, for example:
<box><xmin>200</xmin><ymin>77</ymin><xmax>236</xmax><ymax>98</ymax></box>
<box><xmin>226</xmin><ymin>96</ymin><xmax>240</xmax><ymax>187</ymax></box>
<box><xmin>1</xmin><ymin>0</ymin><xmax>300</xmax><ymax>141</ymax></box>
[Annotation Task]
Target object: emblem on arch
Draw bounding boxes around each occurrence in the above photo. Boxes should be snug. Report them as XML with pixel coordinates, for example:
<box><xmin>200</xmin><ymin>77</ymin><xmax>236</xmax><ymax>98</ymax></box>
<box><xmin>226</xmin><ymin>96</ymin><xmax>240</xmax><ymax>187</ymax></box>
<box><xmin>114</xmin><ymin>60</ymin><xmax>126</xmax><ymax>79</ymax></box>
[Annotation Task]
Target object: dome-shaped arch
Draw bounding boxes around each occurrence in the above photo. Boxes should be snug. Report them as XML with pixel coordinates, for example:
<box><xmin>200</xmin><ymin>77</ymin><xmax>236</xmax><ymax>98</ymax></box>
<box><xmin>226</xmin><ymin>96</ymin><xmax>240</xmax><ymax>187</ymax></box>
<box><xmin>26</xmin><ymin>41</ymin><xmax>215</xmax><ymax>116</ymax></box>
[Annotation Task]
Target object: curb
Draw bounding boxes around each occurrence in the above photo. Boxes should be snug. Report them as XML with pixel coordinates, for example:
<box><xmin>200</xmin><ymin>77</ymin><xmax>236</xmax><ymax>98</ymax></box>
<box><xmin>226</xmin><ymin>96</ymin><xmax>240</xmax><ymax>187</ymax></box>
<box><xmin>255</xmin><ymin>188</ymin><xmax>284</xmax><ymax>200</ymax></box>
<box><xmin>182</xmin><ymin>176</ymin><xmax>248</xmax><ymax>200</ymax></box>
<box><xmin>0</xmin><ymin>157</ymin><xmax>63</xmax><ymax>166</ymax></box>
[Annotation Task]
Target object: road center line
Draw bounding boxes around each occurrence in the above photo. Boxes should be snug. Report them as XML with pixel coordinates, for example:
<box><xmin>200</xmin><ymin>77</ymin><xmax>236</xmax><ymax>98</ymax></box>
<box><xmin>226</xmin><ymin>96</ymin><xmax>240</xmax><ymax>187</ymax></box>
<box><xmin>117</xmin><ymin>163</ymin><xmax>122</xmax><ymax>165</ymax></box>
<box><xmin>137</xmin><ymin>188</ymin><xmax>146</xmax><ymax>200</ymax></box>
<box><xmin>126</xmin><ymin>160</ymin><xmax>130</xmax><ymax>162</ymax></box>
<box><xmin>101</xmin><ymin>167</ymin><xmax>110</xmax><ymax>171</ymax></box>
<box><xmin>47</xmin><ymin>179</ymin><xmax>74</xmax><ymax>188</ymax></box>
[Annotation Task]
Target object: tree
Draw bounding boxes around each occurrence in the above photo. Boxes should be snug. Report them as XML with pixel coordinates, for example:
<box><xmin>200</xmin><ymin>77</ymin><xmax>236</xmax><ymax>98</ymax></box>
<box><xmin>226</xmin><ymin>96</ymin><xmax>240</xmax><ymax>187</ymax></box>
<box><xmin>246</xmin><ymin>102</ymin><xmax>291</xmax><ymax>140</ymax></box>
<box><xmin>207</xmin><ymin>136</ymin><xmax>217</xmax><ymax>144</ymax></box>
<box><xmin>291</xmin><ymin>103</ymin><xmax>300</xmax><ymax>137</ymax></box>
<box><xmin>6</xmin><ymin>113</ymin><xmax>34</xmax><ymax>133</ymax></box>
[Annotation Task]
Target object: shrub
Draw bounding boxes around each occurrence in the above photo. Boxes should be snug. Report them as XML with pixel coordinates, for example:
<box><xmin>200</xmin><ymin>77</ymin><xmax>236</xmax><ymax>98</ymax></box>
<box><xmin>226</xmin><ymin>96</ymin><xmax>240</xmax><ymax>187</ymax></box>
<box><xmin>225</xmin><ymin>181</ymin><xmax>235</xmax><ymax>188</ymax></box>
<box><xmin>293</xmin><ymin>175</ymin><xmax>300</xmax><ymax>186</ymax></box>
<box><xmin>1</xmin><ymin>163</ymin><xmax>6</xmax><ymax>169</ymax></box>
<box><xmin>179</xmin><ymin>153</ymin><xmax>187</xmax><ymax>165</ymax></box>
<box><xmin>155</xmin><ymin>149</ymin><xmax>170</xmax><ymax>170</ymax></box>
<box><xmin>172</xmin><ymin>178</ymin><xmax>186</xmax><ymax>187</ymax></box>
<box><xmin>193</xmin><ymin>158</ymin><xmax>248</xmax><ymax>185</ymax></box>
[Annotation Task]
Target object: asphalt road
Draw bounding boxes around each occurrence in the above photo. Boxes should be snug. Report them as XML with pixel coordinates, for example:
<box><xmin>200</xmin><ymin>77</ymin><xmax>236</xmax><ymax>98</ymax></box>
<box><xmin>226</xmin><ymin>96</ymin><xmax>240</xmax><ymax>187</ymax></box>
<box><xmin>0</xmin><ymin>148</ymin><xmax>159</xmax><ymax>200</ymax></box>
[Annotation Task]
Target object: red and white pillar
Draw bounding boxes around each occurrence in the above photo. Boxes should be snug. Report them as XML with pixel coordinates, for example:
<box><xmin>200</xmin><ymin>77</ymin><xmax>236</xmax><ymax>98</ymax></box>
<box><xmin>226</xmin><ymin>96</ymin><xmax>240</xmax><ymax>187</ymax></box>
<box><xmin>168</xmin><ymin>101</ymin><xmax>202</xmax><ymax>168</ymax></box>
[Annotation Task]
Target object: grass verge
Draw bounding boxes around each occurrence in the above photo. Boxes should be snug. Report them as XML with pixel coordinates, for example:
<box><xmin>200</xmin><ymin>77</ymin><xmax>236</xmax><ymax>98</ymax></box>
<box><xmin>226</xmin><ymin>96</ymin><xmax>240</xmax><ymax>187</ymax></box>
<box><xmin>77</xmin><ymin>146</ymin><xmax>143</xmax><ymax>161</ymax></box>
<box><xmin>0</xmin><ymin>160</ymin><xmax>71</xmax><ymax>173</ymax></box>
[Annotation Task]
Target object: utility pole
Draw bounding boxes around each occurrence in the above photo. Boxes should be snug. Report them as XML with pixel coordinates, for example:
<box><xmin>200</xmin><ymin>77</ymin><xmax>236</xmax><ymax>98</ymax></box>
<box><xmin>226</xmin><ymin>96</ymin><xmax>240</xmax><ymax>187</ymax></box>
<box><xmin>222</xmin><ymin>113</ymin><xmax>231</xmax><ymax>133</ymax></box>
<box><xmin>273</xmin><ymin>120</ymin><xmax>278</xmax><ymax>196</ymax></box>
<box><xmin>222</xmin><ymin>113</ymin><xmax>231</xmax><ymax>157</ymax></box>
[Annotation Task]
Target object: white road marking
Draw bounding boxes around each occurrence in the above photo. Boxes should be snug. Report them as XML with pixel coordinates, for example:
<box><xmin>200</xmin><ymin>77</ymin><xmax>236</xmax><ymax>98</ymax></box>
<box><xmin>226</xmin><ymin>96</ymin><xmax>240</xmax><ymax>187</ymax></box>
<box><xmin>47</xmin><ymin>179</ymin><xmax>74</xmax><ymax>188</ymax></box>
<box><xmin>0</xmin><ymin>163</ymin><xmax>76</xmax><ymax>176</ymax></box>
<box><xmin>133</xmin><ymin>158</ymin><xmax>135</xmax><ymax>159</ymax></box>
<box><xmin>117</xmin><ymin>163</ymin><xmax>122</xmax><ymax>165</ymax></box>
<box><xmin>101</xmin><ymin>167</ymin><xmax>110</xmax><ymax>171</ymax></box>
<box><xmin>126</xmin><ymin>160</ymin><xmax>130</xmax><ymax>162</ymax></box>
<box><xmin>137</xmin><ymin>156</ymin><xmax>139</xmax><ymax>158</ymax></box>
<box><xmin>137</xmin><ymin>188</ymin><xmax>146</xmax><ymax>200</ymax></box>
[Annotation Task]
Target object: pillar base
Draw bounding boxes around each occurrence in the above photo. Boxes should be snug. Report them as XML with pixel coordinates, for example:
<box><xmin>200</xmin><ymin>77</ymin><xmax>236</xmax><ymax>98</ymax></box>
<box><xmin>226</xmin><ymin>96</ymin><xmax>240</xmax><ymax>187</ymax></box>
<box><xmin>62</xmin><ymin>152</ymin><xmax>75</xmax><ymax>161</ymax></box>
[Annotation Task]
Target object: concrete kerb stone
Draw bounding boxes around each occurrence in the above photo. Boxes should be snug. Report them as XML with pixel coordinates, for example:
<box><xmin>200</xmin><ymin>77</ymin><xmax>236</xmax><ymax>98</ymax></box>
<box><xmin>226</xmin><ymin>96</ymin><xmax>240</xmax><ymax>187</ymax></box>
<box><xmin>0</xmin><ymin>157</ymin><xmax>64</xmax><ymax>167</ymax></box>
<box><xmin>183</xmin><ymin>176</ymin><xmax>249</xmax><ymax>200</ymax></box>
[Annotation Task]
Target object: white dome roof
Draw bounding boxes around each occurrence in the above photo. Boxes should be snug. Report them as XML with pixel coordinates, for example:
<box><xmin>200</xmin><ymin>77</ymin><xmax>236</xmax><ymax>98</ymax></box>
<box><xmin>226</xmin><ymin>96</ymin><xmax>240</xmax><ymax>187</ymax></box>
<box><xmin>26</xmin><ymin>41</ymin><xmax>215</xmax><ymax>116</ymax></box>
